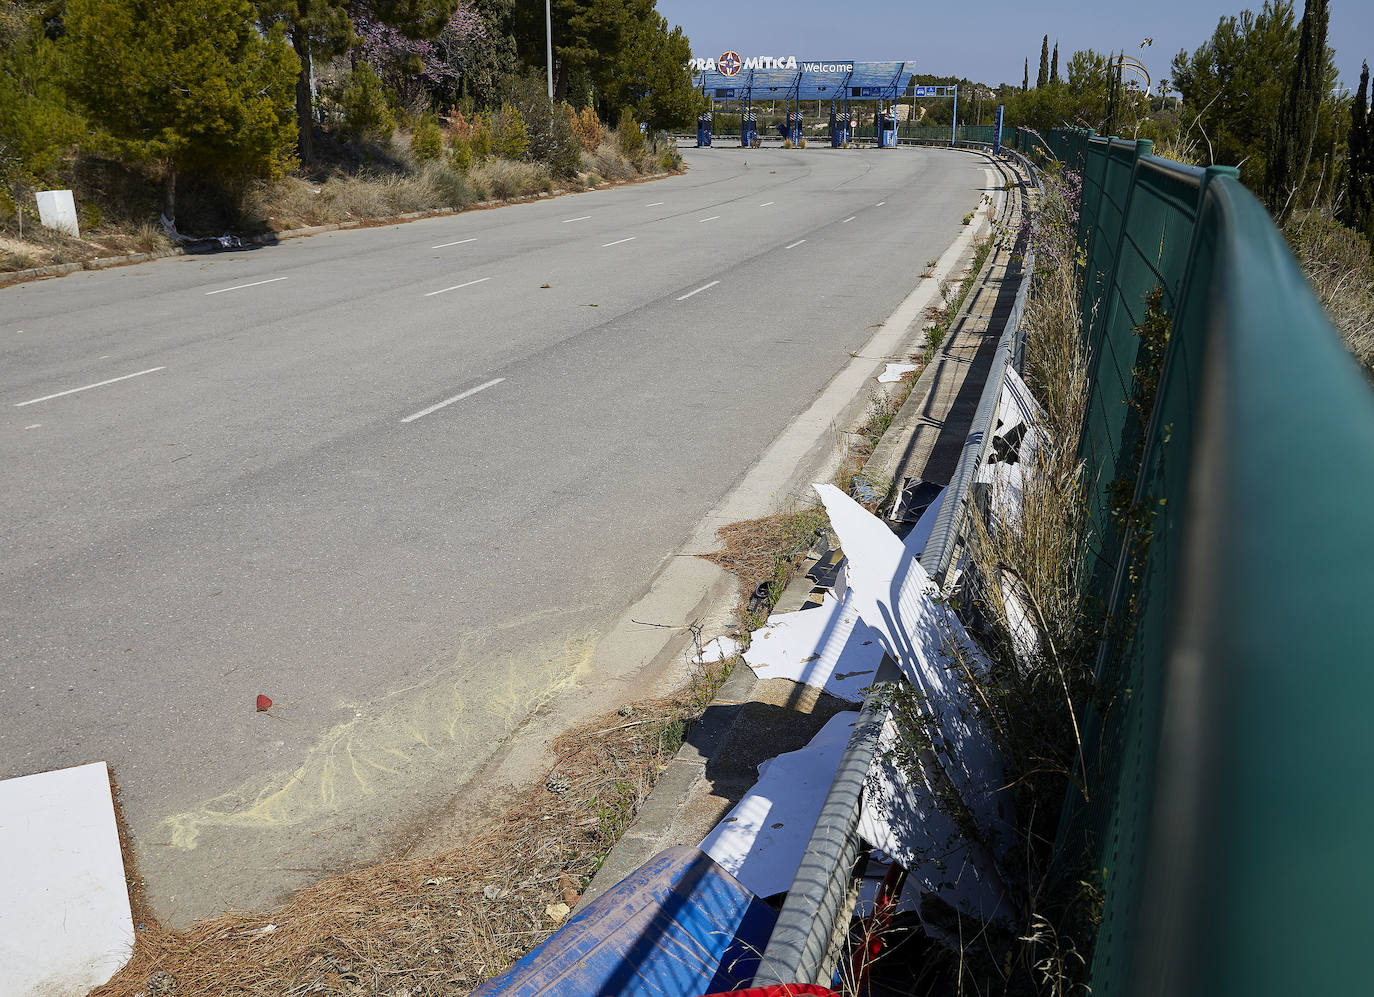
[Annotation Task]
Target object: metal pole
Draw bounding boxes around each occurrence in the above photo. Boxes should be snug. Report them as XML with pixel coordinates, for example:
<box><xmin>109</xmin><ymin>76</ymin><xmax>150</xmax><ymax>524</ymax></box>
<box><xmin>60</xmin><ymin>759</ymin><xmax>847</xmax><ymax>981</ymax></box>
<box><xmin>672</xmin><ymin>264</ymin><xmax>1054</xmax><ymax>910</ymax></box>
<box><xmin>545</xmin><ymin>0</ymin><xmax>553</xmax><ymax>100</ymax></box>
<box><xmin>951</xmin><ymin>84</ymin><xmax>958</xmax><ymax>146</ymax></box>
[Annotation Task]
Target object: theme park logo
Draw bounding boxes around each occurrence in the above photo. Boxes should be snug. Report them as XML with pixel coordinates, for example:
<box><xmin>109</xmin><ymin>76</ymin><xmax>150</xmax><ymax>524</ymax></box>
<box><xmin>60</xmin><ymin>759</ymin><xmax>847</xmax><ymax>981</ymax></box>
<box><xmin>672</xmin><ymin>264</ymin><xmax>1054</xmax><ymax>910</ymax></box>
<box><xmin>688</xmin><ymin>53</ymin><xmax>799</xmax><ymax>74</ymax></box>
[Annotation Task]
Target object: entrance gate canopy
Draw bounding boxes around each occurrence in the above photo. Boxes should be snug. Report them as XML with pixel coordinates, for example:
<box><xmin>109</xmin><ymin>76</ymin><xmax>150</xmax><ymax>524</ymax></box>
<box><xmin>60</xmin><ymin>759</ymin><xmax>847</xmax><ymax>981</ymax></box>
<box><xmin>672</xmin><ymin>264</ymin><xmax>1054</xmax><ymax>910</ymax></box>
<box><xmin>694</xmin><ymin>61</ymin><xmax>916</xmax><ymax>103</ymax></box>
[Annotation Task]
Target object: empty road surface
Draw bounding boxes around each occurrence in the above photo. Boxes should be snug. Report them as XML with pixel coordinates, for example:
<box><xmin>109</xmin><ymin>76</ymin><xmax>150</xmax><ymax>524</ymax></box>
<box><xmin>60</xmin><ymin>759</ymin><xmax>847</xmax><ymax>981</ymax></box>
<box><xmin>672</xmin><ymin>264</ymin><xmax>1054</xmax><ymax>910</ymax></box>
<box><xmin>1</xmin><ymin>147</ymin><xmax>989</xmax><ymax>923</ymax></box>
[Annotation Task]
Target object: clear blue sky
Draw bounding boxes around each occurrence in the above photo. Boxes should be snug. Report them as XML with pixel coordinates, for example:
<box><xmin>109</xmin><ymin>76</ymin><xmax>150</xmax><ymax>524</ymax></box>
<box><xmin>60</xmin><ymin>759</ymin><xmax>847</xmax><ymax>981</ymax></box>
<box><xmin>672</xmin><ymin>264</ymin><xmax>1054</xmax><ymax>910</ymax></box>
<box><xmin>656</xmin><ymin>0</ymin><xmax>1373</xmax><ymax>95</ymax></box>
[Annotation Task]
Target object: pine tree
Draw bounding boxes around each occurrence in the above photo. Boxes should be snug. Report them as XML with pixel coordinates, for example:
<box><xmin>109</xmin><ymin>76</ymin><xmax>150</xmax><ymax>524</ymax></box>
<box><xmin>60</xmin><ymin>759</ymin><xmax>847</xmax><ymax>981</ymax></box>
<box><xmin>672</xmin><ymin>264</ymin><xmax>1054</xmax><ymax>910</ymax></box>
<box><xmin>1037</xmin><ymin>35</ymin><xmax>1049</xmax><ymax>88</ymax></box>
<box><xmin>1264</xmin><ymin>0</ymin><xmax>1330</xmax><ymax>219</ymax></box>
<box><xmin>1051</xmin><ymin>42</ymin><xmax>1060</xmax><ymax>85</ymax></box>
<box><xmin>1023</xmin><ymin>58</ymin><xmax>1029</xmax><ymax>93</ymax></box>
<box><xmin>1341</xmin><ymin>61</ymin><xmax>1373</xmax><ymax>241</ymax></box>
<box><xmin>65</xmin><ymin>0</ymin><xmax>299</xmax><ymax>220</ymax></box>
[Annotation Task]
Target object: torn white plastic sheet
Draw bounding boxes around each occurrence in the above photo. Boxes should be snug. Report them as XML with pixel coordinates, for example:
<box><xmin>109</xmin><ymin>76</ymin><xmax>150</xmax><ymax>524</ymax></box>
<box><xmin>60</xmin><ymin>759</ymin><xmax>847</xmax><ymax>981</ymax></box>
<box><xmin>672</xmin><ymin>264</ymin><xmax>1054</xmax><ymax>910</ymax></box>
<box><xmin>0</xmin><ymin>762</ymin><xmax>134</xmax><ymax>997</ymax></box>
<box><xmin>993</xmin><ymin>366</ymin><xmax>1046</xmax><ymax>468</ymax></box>
<box><xmin>700</xmin><ymin>711</ymin><xmax>859</xmax><ymax>899</ymax></box>
<box><xmin>859</xmin><ymin>718</ymin><xmax>1010</xmax><ymax>923</ymax></box>
<box><xmin>977</xmin><ymin>458</ymin><xmax>1026</xmax><ymax>526</ymax></box>
<box><xmin>877</xmin><ymin>362</ymin><xmax>919</xmax><ymax>383</ymax></box>
<box><xmin>812</xmin><ymin>484</ymin><xmax>1013</xmax><ymax>919</ymax></box>
<box><xmin>744</xmin><ymin>591</ymin><xmax>885</xmax><ymax>702</ymax></box>
<box><xmin>695</xmin><ymin>635</ymin><xmax>742</xmax><ymax>665</ymax></box>
<box><xmin>902</xmin><ymin>484</ymin><xmax>946</xmax><ymax>559</ymax></box>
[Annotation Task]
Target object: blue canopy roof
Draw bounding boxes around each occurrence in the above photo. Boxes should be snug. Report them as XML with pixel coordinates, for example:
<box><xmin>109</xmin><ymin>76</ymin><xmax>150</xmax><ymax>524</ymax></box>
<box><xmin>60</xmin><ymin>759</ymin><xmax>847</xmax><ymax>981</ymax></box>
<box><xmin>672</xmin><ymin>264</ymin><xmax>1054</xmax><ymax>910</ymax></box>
<box><xmin>695</xmin><ymin>60</ymin><xmax>916</xmax><ymax>103</ymax></box>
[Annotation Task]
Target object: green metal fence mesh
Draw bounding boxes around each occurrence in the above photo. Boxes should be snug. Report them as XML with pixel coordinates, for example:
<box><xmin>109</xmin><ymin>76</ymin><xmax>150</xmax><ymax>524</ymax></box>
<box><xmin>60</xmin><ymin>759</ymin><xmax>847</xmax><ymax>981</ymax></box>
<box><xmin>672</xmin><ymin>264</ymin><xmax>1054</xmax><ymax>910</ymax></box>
<box><xmin>1043</xmin><ymin>128</ymin><xmax>1374</xmax><ymax>996</ymax></box>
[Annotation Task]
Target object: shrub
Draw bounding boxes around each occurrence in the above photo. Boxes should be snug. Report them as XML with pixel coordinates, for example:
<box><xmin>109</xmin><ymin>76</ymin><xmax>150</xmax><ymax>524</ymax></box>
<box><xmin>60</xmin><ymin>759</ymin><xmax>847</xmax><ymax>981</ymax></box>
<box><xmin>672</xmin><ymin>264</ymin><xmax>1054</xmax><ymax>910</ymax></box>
<box><xmin>468</xmin><ymin>113</ymin><xmax>492</xmax><ymax>160</ymax></box>
<box><xmin>422</xmin><ymin>163</ymin><xmax>474</xmax><ymax>210</ymax></box>
<box><xmin>450</xmin><ymin>139</ymin><xmax>472</xmax><ymax>173</ymax></box>
<box><xmin>615</xmin><ymin>107</ymin><xmax>645</xmax><ymax>161</ymax></box>
<box><xmin>410</xmin><ymin>112</ymin><xmax>443</xmax><ymax>162</ymax></box>
<box><xmin>471</xmin><ymin>159</ymin><xmax>550</xmax><ymax>200</ymax></box>
<box><xmin>491</xmin><ymin>103</ymin><xmax>529</xmax><ymax>161</ymax></box>
<box><xmin>570</xmin><ymin>106</ymin><xmax>605</xmax><ymax>152</ymax></box>
<box><xmin>339</xmin><ymin>64</ymin><xmax>395</xmax><ymax>142</ymax></box>
<box><xmin>1284</xmin><ymin>207</ymin><xmax>1374</xmax><ymax>368</ymax></box>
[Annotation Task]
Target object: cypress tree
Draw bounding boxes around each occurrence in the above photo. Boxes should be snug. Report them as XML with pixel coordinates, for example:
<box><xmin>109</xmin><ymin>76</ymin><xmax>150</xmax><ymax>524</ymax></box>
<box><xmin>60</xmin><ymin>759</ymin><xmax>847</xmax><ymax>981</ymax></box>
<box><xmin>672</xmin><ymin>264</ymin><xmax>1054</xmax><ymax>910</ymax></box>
<box><xmin>1051</xmin><ymin>42</ymin><xmax>1059</xmax><ymax>85</ymax></box>
<box><xmin>1341</xmin><ymin>61</ymin><xmax>1373</xmax><ymax>241</ymax></box>
<box><xmin>1264</xmin><ymin>0</ymin><xmax>1330</xmax><ymax>219</ymax></box>
<box><xmin>1023</xmin><ymin>58</ymin><xmax>1029</xmax><ymax>92</ymax></box>
<box><xmin>1037</xmin><ymin>35</ymin><xmax>1049</xmax><ymax>88</ymax></box>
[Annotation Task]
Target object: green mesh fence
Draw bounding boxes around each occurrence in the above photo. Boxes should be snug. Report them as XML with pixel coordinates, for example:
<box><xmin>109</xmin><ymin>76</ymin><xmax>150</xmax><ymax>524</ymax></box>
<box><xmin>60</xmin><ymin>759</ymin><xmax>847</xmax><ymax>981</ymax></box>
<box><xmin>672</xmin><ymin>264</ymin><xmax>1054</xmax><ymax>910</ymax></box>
<box><xmin>1040</xmin><ymin>128</ymin><xmax>1374</xmax><ymax>995</ymax></box>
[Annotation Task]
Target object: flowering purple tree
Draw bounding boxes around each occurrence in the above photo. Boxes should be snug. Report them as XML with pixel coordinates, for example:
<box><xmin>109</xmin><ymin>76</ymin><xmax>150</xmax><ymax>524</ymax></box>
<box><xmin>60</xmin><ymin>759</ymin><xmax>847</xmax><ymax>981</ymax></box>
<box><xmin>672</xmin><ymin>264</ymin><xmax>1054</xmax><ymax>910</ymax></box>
<box><xmin>351</xmin><ymin>3</ymin><xmax>486</xmax><ymax>108</ymax></box>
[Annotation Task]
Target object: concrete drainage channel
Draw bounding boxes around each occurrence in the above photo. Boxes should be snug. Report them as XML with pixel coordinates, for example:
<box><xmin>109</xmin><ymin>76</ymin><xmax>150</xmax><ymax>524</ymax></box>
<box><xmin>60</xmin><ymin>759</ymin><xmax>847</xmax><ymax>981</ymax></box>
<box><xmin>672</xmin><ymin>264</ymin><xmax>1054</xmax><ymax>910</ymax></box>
<box><xmin>576</xmin><ymin>143</ymin><xmax>1034</xmax><ymax>979</ymax></box>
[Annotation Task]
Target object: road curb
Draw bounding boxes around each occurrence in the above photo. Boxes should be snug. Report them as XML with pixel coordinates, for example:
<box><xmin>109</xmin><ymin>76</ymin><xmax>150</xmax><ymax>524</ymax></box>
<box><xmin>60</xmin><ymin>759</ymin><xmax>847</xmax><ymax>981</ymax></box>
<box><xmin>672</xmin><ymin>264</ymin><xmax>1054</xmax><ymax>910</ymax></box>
<box><xmin>579</xmin><ymin>150</ymin><xmax>1032</xmax><ymax>909</ymax></box>
<box><xmin>0</xmin><ymin>171</ymin><xmax>680</xmax><ymax>290</ymax></box>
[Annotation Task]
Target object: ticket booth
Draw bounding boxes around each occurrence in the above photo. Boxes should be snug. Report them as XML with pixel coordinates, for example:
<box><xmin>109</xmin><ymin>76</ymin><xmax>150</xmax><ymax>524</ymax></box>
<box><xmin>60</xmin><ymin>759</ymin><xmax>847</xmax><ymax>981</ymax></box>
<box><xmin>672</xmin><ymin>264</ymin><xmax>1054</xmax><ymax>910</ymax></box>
<box><xmin>876</xmin><ymin>107</ymin><xmax>898</xmax><ymax>149</ymax></box>
<box><xmin>829</xmin><ymin>106</ymin><xmax>849</xmax><ymax>147</ymax></box>
<box><xmin>741</xmin><ymin>110</ymin><xmax>758</xmax><ymax>148</ymax></box>
<box><xmin>696</xmin><ymin>112</ymin><xmax>712</xmax><ymax>147</ymax></box>
<box><xmin>785</xmin><ymin>110</ymin><xmax>802</xmax><ymax>145</ymax></box>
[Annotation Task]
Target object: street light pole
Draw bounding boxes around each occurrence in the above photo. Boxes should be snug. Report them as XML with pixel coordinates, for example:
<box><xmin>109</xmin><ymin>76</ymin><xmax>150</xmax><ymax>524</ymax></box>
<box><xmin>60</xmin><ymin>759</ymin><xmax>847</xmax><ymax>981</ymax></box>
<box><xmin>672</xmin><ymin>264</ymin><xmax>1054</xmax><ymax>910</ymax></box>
<box><xmin>545</xmin><ymin>0</ymin><xmax>554</xmax><ymax>100</ymax></box>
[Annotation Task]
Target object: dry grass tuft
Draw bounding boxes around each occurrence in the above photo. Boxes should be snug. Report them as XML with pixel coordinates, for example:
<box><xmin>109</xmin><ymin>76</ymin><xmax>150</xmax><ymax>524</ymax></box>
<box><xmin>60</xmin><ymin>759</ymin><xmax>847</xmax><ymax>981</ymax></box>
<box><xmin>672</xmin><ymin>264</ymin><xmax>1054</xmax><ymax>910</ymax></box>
<box><xmin>92</xmin><ymin>690</ymin><xmax>719</xmax><ymax>997</ymax></box>
<box><xmin>469</xmin><ymin>160</ymin><xmax>552</xmax><ymax>201</ymax></box>
<box><xmin>700</xmin><ymin>507</ymin><xmax>830</xmax><ymax>619</ymax></box>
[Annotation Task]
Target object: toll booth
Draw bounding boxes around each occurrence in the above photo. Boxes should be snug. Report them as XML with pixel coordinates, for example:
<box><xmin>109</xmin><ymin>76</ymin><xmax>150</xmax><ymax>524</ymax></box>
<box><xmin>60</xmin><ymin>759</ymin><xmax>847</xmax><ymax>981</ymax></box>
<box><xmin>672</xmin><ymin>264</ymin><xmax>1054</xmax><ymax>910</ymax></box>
<box><xmin>741</xmin><ymin>110</ymin><xmax>758</xmax><ymax>148</ymax></box>
<box><xmin>829</xmin><ymin>106</ymin><xmax>849</xmax><ymax>147</ymax></box>
<box><xmin>785</xmin><ymin>110</ymin><xmax>802</xmax><ymax>145</ymax></box>
<box><xmin>696</xmin><ymin>112</ymin><xmax>712</xmax><ymax>147</ymax></box>
<box><xmin>876</xmin><ymin>108</ymin><xmax>898</xmax><ymax>148</ymax></box>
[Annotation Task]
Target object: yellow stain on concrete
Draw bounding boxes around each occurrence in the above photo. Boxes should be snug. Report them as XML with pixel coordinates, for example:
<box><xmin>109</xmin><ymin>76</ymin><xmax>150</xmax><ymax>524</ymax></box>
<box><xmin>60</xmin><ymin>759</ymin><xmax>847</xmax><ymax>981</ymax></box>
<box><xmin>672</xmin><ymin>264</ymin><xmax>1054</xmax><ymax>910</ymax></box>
<box><xmin>163</xmin><ymin>632</ymin><xmax>598</xmax><ymax>850</ymax></box>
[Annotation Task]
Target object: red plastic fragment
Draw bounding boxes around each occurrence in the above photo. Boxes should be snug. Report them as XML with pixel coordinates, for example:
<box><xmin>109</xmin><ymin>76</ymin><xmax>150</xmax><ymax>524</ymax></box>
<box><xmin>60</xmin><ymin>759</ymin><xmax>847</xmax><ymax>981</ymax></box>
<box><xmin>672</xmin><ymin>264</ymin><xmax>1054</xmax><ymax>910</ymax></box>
<box><xmin>256</xmin><ymin>694</ymin><xmax>272</xmax><ymax>712</ymax></box>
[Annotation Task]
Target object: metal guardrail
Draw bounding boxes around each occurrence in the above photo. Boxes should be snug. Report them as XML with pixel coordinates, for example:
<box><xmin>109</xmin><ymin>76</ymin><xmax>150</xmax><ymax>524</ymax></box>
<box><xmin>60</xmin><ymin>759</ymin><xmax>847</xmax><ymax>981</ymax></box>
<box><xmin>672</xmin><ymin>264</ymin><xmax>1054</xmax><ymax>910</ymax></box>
<box><xmin>748</xmin><ymin>150</ymin><xmax>1038</xmax><ymax>987</ymax></box>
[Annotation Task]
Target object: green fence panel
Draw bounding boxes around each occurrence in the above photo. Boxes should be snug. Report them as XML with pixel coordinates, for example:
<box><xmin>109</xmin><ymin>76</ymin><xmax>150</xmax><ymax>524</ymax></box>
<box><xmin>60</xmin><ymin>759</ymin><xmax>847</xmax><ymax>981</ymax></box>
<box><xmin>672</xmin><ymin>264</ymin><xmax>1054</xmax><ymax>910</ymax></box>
<box><xmin>1078</xmin><ymin>151</ymin><xmax>1209</xmax><ymax>589</ymax></box>
<box><xmin>1036</xmin><ymin>129</ymin><xmax>1374</xmax><ymax>995</ymax></box>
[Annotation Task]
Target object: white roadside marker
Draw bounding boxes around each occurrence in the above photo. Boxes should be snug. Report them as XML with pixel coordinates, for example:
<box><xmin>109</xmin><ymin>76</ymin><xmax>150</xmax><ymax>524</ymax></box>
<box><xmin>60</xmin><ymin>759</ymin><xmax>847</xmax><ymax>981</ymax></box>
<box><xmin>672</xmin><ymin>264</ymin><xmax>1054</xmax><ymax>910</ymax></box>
<box><xmin>425</xmin><ymin>277</ymin><xmax>492</xmax><ymax>297</ymax></box>
<box><xmin>677</xmin><ymin>281</ymin><xmax>720</xmax><ymax>301</ymax></box>
<box><xmin>15</xmin><ymin>366</ymin><xmax>166</xmax><ymax>407</ymax></box>
<box><xmin>205</xmin><ymin>276</ymin><xmax>288</xmax><ymax>296</ymax></box>
<box><xmin>402</xmin><ymin>378</ymin><xmax>505</xmax><ymax>423</ymax></box>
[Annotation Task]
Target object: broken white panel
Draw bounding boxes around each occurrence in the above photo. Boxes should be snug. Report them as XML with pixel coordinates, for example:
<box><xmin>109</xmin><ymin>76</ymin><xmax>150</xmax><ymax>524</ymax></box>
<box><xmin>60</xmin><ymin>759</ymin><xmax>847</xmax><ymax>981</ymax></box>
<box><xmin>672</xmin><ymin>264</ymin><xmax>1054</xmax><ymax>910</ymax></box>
<box><xmin>700</xmin><ymin>711</ymin><xmax>859</xmax><ymax>899</ymax></box>
<box><xmin>744</xmin><ymin>591</ymin><xmax>885</xmax><ymax>702</ymax></box>
<box><xmin>859</xmin><ymin>719</ymin><xmax>1010</xmax><ymax>924</ymax></box>
<box><xmin>0</xmin><ymin>762</ymin><xmax>134</xmax><ymax>997</ymax></box>
<box><xmin>999</xmin><ymin>569</ymin><xmax>1043</xmax><ymax>663</ymax></box>
<box><xmin>994</xmin><ymin>366</ymin><xmax>1047</xmax><ymax>468</ymax></box>
<box><xmin>35</xmin><ymin>190</ymin><xmax>79</xmax><ymax>238</ymax></box>
<box><xmin>695</xmin><ymin>635</ymin><xmax>742</xmax><ymax>665</ymax></box>
<box><xmin>877</xmin><ymin>362</ymin><xmax>919</xmax><ymax>383</ymax></box>
<box><xmin>812</xmin><ymin>484</ymin><xmax>1014</xmax><ymax>900</ymax></box>
<box><xmin>976</xmin><ymin>458</ymin><xmax>1026</xmax><ymax>527</ymax></box>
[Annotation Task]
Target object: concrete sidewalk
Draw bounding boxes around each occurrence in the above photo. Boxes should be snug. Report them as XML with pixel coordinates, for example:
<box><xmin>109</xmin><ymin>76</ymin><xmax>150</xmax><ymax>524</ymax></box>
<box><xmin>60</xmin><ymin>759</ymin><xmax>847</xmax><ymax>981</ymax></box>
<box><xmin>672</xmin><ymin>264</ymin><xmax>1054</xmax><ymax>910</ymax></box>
<box><xmin>581</xmin><ymin>156</ymin><xmax>1033</xmax><ymax>907</ymax></box>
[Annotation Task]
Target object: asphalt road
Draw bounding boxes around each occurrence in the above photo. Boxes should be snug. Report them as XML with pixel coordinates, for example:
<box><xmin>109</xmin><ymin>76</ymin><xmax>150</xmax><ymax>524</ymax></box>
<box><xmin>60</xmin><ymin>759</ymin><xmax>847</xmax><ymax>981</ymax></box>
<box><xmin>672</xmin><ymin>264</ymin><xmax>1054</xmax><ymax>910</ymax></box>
<box><xmin>1</xmin><ymin>147</ymin><xmax>989</xmax><ymax>923</ymax></box>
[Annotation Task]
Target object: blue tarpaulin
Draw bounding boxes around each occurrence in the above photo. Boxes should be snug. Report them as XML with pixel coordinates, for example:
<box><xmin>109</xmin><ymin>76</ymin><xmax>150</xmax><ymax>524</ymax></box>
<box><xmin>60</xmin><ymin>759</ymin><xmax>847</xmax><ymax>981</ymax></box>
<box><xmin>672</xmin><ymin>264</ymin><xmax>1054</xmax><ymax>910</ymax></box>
<box><xmin>470</xmin><ymin>846</ymin><xmax>777</xmax><ymax>997</ymax></box>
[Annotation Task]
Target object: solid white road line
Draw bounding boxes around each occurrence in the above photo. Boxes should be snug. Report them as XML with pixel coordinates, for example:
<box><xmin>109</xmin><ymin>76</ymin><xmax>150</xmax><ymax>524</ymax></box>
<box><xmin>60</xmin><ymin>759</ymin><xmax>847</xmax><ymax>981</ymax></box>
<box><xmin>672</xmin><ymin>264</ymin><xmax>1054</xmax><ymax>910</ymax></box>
<box><xmin>698</xmin><ymin>215</ymin><xmax>720</xmax><ymax>223</ymax></box>
<box><xmin>842</xmin><ymin>216</ymin><xmax>856</xmax><ymax>223</ymax></box>
<box><xmin>759</xmin><ymin>201</ymin><xmax>775</xmax><ymax>207</ymax></box>
<box><xmin>785</xmin><ymin>239</ymin><xmax>806</xmax><ymax>249</ymax></box>
<box><xmin>646</xmin><ymin>201</ymin><xmax>665</xmax><ymax>207</ymax></box>
<box><xmin>876</xmin><ymin>201</ymin><xmax>886</xmax><ymax>207</ymax></box>
<box><xmin>432</xmin><ymin>237</ymin><xmax>478</xmax><ymax>248</ymax></box>
<box><xmin>401</xmin><ymin>377</ymin><xmax>505</xmax><ymax>423</ymax></box>
<box><xmin>205</xmin><ymin>276</ymin><xmax>288</xmax><ymax>296</ymax></box>
<box><xmin>562</xmin><ymin>215</ymin><xmax>591</xmax><ymax>223</ymax></box>
<box><xmin>676</xmin><ymin>281</ymin><xmax>719</xmax><ymax>301</ymax></box>
<box><xmin>15</xmin><ymin>366</ymin><xmax>166</xmax><ymax>407</ymax></box>
<box><xmin>424</xmin><ymin>277</ymin><xmax>492</xmax><ymax>297</ymax></box>
<box><xmin>602</xmin><ymin>237</ymin><xmax>637</xmax><ymax>247</ymax></box>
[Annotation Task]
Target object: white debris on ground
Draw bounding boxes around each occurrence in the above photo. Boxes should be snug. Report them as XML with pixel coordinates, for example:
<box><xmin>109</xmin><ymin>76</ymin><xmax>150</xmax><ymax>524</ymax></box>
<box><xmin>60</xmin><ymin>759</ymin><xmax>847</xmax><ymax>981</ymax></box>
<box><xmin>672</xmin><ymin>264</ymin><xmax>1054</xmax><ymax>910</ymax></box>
<box><xmin>812</xmin><ymin>483</ymin><xmax>1014</xmax><ymax>920</ymax></box>
<box><xmin>0</xmin><ymin>762</ymin><xmax>134</xmax><ymax>997</ymax></box>
<box><xmin>743</xmin><ymin>591</ymin><xmax>884</xmax><ymax>702</ymax></box>
<box><xmin>699</xmin><ymin>711</ymin><xmax>859</xmax><ymax>899</ymax></box>
<box><xmin>877</xmin><ymin>362</ymin><xmax>919</xmax><ymax>383</ymax></box>
<box><xmin>694</xmin><ymin>635</ymin><xmax>742</xmax><ymax>665</ymax></box>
